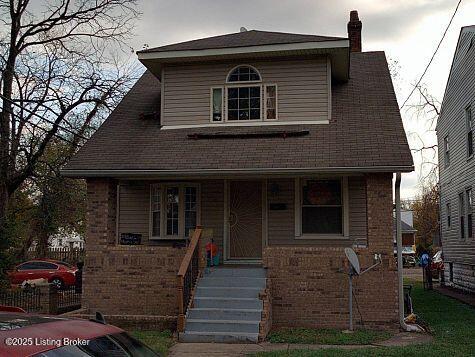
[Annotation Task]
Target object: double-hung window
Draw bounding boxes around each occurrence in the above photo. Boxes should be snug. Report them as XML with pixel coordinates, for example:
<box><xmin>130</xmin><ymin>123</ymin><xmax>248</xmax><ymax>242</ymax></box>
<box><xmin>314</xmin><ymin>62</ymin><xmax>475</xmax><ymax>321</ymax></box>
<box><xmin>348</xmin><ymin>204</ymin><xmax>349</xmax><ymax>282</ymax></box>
<box><xmin>444</xmin><ymin>136</ymin><xmax>450</xmax><ymax>167</ymax></box>
<box><xmin>459</xmin><ymin>192</ymin><xmax>465</xmax><ymax>239</ymax></box>
<box><xmin>150</xmin><ymin>184</ymin><xmax>200</xmax><ymax>239</ymax></box>
<box><xmin>467</xmin><ymin>188</ymin><xmax>473</xmax><ymax>238</ymax></box>
<box><xmin>446</xmin><ymin>202</ymin><xmax>451</xmax><ymax>229</ymax></box>
<box><xmin>298</xmin><ymin>178</ymin><xmax>347</xmax><ymax>237</ymax></box>
<box><xmin>466</xmin><ymin>106</ymin><xmax>473</xmax><ymax>158</ymax></box>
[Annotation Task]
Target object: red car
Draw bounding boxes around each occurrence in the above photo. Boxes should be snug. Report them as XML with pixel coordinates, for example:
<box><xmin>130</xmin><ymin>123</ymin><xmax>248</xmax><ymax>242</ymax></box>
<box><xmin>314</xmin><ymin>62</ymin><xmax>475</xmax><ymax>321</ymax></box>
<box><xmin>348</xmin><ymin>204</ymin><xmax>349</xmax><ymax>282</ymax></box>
<box><xmin>0</xmin><ymin>310</ymin><xmax>159</xmax><ymax>356</ymax></box>
<box><xmin>7</xmin><ymin>260</ymin><xmax>77</xmax><ymax>289</ymax></box>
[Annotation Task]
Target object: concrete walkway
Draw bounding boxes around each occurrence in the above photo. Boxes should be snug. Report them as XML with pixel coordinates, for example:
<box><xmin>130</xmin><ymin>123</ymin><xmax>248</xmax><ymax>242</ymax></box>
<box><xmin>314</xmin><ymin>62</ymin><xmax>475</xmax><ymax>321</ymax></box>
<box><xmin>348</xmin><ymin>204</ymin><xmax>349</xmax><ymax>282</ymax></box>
<box><xmin>169</xmin><ymin>332</ymin><xmax>432</xmax><ymax>356</ymax></box>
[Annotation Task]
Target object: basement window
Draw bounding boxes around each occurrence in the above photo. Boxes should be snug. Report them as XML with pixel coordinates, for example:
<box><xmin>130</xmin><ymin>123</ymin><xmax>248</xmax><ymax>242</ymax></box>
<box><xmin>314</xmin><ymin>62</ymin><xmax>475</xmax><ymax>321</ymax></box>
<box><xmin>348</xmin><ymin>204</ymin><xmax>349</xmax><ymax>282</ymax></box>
<box><xmin>150</xmin><ymin>184</ymin><xmax>200</xmax><ymax>239</ymax></box>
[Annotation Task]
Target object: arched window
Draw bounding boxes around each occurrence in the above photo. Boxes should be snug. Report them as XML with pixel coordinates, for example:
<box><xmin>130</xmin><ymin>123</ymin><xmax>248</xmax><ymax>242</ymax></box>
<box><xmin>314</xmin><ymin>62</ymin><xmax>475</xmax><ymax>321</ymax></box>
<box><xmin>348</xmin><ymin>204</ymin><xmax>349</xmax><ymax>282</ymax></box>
<box><xmin>227</xmin><ymin>65</ymin><xmax>261</xmax><ymax>82</ymax></box>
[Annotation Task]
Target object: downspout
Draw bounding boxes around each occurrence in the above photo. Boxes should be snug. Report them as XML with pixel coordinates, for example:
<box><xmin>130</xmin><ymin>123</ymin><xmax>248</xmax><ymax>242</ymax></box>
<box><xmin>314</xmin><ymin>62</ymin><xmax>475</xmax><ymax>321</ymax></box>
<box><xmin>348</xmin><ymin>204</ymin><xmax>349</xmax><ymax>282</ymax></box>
<box><xmin>395</xmin><ymin>172</ymin><xmax>420</xmax><ymax>332</ymax></box>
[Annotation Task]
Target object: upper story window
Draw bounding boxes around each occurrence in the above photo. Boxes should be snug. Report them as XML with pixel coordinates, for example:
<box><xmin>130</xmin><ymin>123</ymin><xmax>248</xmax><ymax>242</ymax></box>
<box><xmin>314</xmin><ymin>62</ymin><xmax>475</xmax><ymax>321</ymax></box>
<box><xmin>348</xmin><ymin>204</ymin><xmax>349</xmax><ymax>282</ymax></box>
<box><xmin>447</xmin><ymin>202</ymin><xmax>451</xmax><ymax>229</ymax></box>
<box><xmin>444</xmin><ymin>135</ymin><xmax>450</xmax><ymax>168</ymax></box>
<box><xmin>211</xmin><ymin>65</ymin><xmax>278</xmax><ymax>123</ymax></box>
<box><xmin>227</xmin><ymin>65</ymin><xmax>261</xmax><ymax>82</ymax></box>
<box><xmin>466</xmin><ymin>105</ymin><xmax>473</xmax><ymax>158</ymax></box>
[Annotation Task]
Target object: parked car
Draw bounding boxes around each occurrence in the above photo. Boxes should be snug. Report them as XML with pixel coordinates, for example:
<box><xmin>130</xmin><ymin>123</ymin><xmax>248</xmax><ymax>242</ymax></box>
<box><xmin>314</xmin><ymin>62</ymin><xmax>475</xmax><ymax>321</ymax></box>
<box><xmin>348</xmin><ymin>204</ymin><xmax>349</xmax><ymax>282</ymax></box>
<box><xmin>7</xmin><ymin>259</ymin><xmax>77</xmax><ymax>289</ymax></box>
<box><xmin>0</xmin><ymin>310</ymin><xmax>159</xmax><ymax>356</ymax></box>
<box><xmin>431</xmin><ymin>250</ymin><xmax>444</xmax><ymax>279</ymax></box>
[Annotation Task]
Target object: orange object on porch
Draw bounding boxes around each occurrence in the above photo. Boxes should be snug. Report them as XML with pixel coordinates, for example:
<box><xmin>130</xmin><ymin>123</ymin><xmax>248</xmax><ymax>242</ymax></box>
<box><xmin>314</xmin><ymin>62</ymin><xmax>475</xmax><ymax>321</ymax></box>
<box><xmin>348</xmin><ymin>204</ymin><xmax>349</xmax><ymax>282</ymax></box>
<box><xmin>205</xmin><ymin>241</ymin><xmax>218</xmax><ymax>257</ymax></box>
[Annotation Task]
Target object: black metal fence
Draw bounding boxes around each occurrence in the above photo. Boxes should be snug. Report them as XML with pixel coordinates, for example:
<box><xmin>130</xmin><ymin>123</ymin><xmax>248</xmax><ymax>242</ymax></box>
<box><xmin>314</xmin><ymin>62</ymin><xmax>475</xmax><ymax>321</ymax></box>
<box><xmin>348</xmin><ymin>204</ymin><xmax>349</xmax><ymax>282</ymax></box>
<box><xmin>55</xmin><ymin>286</ymin><xmax>82</xmax><ymax>314</ymax></box>
<box><xmin>0</xmin><ymin>285</ymin><xmax>81</xmax><ymax>314</ymax></box>
<box><xmin>0</xmin><ymin>287</ymin><xmax>42</xmax><ymax>312</ymax></box>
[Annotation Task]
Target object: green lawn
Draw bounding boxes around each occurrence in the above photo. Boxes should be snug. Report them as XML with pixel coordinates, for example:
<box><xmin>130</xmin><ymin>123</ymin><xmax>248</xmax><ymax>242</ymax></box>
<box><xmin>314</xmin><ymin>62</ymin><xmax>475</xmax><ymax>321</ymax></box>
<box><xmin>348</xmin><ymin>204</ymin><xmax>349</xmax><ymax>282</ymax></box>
<box><xmin>131</xmin><ymin>330</ymin><xmax>174</xmax><ymax>356</ymax></box>
<box><xmin>253</xmin><ymin>280</ymin><xmax>475</xmax><ymax>357</ymax></box>
<box><xmin>267</xmin><ymin>327</ymin><xmax>391</xmax><ymax>345</ymax></box>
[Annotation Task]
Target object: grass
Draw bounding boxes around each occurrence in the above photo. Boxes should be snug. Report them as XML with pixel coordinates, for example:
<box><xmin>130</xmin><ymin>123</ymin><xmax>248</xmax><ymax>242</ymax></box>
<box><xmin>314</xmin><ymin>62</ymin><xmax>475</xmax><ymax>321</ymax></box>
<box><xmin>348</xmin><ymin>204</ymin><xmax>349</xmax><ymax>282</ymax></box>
<box><xmin>131</xmin><ymin>329</ymin><xmax>174</xmax><ymax>356</ymax></box>
<box><xmin>267</xmin><ymin>327</ymin><xmax>391</xmax><ymax>345</ymax></box>
<box><xmin>252</xmin><ymin>280</ymin><xmax>475</xmax><ymax>357</ymax></box>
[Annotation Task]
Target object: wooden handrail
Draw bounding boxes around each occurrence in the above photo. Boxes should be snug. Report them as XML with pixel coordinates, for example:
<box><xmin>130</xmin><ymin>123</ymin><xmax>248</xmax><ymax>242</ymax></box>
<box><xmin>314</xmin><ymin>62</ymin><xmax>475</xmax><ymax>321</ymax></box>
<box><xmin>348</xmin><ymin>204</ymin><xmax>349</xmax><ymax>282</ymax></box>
<box><xmin>177</xmin><ymin>226</ymin><xmax>203</xmax><ymax>277</ymax></box>
<box><xmin>177</xmin><ymin>225</ymin><xmax>203</xmax><ymax>332</ymax></box>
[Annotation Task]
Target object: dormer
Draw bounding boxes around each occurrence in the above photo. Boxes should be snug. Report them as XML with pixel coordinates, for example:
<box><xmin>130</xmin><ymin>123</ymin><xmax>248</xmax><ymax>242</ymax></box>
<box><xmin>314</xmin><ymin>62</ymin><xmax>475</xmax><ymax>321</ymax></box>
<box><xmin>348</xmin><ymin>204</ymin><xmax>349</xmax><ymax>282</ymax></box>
<box><xmin>138</xmin><ymin>21</ymin><xmax>358</xmax><ymax>129</ymax></box>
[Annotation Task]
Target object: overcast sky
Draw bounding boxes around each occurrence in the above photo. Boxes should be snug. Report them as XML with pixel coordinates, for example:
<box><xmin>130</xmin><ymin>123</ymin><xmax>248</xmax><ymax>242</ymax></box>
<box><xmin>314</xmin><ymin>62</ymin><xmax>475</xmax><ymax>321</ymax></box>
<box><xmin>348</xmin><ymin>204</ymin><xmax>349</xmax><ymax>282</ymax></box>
<box><xmin>125</xmin><ymin>0</ymin><xmax>475</xmax><ymax>199</ymax></box>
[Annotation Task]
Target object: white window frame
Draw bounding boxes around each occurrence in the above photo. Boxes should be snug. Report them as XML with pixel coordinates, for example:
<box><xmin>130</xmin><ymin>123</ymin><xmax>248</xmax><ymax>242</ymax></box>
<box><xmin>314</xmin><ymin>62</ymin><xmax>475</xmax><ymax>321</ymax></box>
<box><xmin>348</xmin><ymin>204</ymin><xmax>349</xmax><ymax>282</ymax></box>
<box><xmin>209</xmin><ymin>86</ymin><xmax>224</xmax><ymax>123</ymax></box>
<box><xmin>226</xmin><ymin>64</ymin><xmax>262</xmax><ymax>84</ymax></box>
<box><xmin>149</xmin><ymin>183</ymin><xmax>201</xmax><ymax>240</ymax></box>
<box><xmin>444</xmin><ymin>135</ymin><xmax>450</xmax><ymax>168</ymax></box>
<box><xmin>225</xmin><ymin>83</ymin><xmax>263</xmax><ymax>122</ymax></box>
<box><xmin>264</xmin><ymin>84</ymin><xmax>278</xmax><ymax>121</ymax></box>
<box><xmin>294</xmin><ymin>177</ymin><xmax>349</xmax><ymax>240</ymax></box>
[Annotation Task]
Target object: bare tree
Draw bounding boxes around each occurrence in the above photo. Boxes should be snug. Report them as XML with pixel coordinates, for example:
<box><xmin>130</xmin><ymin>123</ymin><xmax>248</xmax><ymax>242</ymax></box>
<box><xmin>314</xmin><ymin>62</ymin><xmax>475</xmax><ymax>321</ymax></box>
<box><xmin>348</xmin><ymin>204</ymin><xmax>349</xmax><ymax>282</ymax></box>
<box><xmin>0</xmin><ymin>0</ymin><xmax>140</xmax><ymax>235</ymax></box>
<box><xmin>407</xmin><ymin>84</ymin><xmax>441</xmax><ymax>184</ymax></box>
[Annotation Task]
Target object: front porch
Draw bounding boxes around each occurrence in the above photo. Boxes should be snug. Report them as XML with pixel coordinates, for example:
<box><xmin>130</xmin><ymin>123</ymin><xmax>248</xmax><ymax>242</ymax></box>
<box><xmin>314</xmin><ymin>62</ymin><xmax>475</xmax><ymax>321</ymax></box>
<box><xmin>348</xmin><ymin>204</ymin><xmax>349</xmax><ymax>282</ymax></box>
<box><xmin>82</xmin><ymin>173</ymin><xmax>398</xmax><ymax>338</ymax></box>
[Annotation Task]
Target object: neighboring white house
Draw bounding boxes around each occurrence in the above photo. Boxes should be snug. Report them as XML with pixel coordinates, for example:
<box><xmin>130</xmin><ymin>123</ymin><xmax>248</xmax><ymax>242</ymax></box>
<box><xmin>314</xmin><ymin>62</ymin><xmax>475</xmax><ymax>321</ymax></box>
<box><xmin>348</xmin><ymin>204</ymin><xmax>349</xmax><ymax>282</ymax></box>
<box><xmin>49</xmin><ymin>228</ymin><xmax>84</xmax><ymax>249</ymax></box>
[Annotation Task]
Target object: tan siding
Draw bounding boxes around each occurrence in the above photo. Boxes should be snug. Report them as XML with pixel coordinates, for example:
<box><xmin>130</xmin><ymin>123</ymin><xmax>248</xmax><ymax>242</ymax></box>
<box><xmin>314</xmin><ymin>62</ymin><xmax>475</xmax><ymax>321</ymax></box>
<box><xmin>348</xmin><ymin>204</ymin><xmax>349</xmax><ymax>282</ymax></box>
<box><xmin>348</xmin><ymin>176</ymin><xmax>367</xmax><ymax>246</ymax></box>
<box><xmin>118</xmin><ymin>183</ymin><xmax>150</xmax><ymax>241</ymax></box>
<box><xmin>267</xmin><ymin>177</ymin><xmax>367</xmax><ymax>246</ymax></box>
<box><xmin>162</xmin><ymin>58</ymin><xmax>328</xmax><ymax>126</ymax></box>
<box><xmin>200</xmin><ymin>180</ymin><xmax>225</xmax><ymax>261</ymax></box>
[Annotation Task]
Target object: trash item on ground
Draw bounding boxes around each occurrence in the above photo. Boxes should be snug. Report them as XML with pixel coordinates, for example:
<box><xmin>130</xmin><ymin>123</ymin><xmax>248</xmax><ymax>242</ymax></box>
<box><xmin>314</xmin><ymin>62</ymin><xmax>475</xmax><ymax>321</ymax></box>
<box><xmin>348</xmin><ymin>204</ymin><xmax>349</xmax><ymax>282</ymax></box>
<box><xmin>21</xmin><ymin>278</ymin><xmax>48</xmax><ymax>289</ymax></box>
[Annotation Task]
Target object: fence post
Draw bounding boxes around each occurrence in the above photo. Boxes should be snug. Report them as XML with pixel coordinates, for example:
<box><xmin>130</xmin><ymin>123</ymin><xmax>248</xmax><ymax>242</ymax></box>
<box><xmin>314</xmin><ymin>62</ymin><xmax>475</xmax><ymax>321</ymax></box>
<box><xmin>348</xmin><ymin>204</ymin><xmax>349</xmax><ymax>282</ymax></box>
<box><xmin>49</xmin><ymin>285</ymin><xmax>58</xmax><ymax>314</ymax></box>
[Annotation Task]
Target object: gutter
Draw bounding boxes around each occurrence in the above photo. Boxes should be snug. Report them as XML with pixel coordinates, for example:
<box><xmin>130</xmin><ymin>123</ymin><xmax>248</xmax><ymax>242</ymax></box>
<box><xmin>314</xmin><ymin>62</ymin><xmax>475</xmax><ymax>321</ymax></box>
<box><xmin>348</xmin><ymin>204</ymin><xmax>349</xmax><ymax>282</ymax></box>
<box><xmin>395</xmin><ymin>172</ymin><xmax>420</xmax><ymax>332</ymax></box>
<box><xmin>61</xmin><ymin>166</ymin><xmax>414</xmax><ymax>178</ymax></box>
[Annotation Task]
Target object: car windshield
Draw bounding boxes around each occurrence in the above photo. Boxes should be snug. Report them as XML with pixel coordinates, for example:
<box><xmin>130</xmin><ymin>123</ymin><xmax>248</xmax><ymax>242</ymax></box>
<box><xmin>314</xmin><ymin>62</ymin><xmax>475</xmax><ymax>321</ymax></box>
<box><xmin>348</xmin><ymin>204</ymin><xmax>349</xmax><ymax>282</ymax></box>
<box><xmin>33</xmin><ymin>332</ymin><xmax>158</xmax><ymax>357</ymax></box>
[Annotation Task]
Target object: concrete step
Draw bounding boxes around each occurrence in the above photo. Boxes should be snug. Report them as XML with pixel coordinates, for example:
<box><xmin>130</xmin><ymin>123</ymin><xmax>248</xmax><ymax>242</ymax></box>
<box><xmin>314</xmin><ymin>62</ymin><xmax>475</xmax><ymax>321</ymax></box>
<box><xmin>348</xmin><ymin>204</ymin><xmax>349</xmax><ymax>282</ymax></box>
<box><xmin>193</xmin><ymin>297</ymin><xmax>263</xmax><ymax>310</ymax></box>
<box><xmin>187</xmin><ymin>308</ymin><xmax>262</xmax><ymax>321</ymax></box>
<box><xmin>179</xmin><ymin>331</ymin><xmax>258</xmax><ymax>343</ymax></box>
<box><xmin>195</xmin><ymin>286</ymin><xmax>261</xmax><ymax>298</ymax></box>
<box><xmin>185</xmin><ymin>319</ymin><xmax>260</xmax><ymax>334</ymax></box>
<box><xmin>198</xmin><ymin>276</ymin><xmax>266</xmax><ymax>288</ymax></box>
<box><xmin>205</xmin><ymin>268</ymin><xmax>266</xmax><ymax>278</ymax></box>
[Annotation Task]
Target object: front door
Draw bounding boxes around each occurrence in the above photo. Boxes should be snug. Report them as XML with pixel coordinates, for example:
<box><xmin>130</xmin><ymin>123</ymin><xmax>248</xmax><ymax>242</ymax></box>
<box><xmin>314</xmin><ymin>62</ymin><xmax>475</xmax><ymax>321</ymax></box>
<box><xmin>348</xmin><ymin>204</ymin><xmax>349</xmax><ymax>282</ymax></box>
<box><xmin>228</xmin><ymin>180</ymin><xmax>263</xmax><ymax>260</ymax></box>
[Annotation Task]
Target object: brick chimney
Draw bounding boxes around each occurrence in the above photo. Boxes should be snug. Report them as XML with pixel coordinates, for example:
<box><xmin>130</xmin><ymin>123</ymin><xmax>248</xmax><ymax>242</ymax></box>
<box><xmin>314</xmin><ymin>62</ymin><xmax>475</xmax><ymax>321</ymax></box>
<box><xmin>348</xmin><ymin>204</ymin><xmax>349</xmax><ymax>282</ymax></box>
<box><xmin>347</xmin><ymin>10</ymin><xmax>362</xmax><ymax>52</ymax></box>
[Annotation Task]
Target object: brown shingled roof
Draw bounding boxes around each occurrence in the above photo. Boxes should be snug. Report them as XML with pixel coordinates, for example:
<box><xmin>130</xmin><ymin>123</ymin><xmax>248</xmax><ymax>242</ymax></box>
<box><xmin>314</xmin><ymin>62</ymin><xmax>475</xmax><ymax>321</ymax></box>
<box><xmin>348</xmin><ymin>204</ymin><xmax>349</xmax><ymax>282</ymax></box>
<box><xmin>63</xmin><ymin>51</ymin><xmax>413</xmax><ymax>176</ymax></box>
<box><xmin>139</xmin><ymin>30</ymin><xmax>347</xmax><ymax>53</ymax></box>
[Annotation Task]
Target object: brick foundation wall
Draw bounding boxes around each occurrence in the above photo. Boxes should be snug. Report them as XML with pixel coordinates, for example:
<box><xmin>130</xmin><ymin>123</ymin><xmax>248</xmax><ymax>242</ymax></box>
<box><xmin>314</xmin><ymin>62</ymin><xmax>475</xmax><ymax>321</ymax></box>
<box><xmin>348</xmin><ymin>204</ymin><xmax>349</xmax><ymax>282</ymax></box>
<box><xmin>84</xmin><ymin>178</ymin><xmax>186</xmax><ymax>316</ymax></box>
<box><xmin>263</xmin><ymin>173</ymin><xmax>399</xmax><ymax>330</ymax></box>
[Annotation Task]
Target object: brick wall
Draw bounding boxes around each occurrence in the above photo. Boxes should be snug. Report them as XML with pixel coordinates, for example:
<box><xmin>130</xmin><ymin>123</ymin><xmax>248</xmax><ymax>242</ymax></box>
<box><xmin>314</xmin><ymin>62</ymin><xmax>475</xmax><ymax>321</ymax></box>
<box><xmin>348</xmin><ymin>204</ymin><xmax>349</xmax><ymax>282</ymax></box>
<box><xmin>84</xmin><ymin>178</ymin><xmax>186</xmax><ymax>317</ymax></box>
<box><xmin>263</xmin><ymin>173</ymin><xmax>399</xmax><ymax>330</ymax></box>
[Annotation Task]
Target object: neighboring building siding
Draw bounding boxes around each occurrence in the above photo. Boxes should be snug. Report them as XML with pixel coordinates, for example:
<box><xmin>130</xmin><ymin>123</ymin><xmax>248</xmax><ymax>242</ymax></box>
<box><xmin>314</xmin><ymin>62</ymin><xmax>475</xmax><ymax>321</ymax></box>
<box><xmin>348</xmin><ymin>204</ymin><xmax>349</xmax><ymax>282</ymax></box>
<box><xmin>162</xmin><ymin>57</ymin><xmax>329</xmax><ymax>126</ymax></box>
<box><xmin>267</xmin><ymin>177</ymin><xmax>367</xmax><ymax>246</ymax></box>
<box><xmin>118</xmin><ymin>182</ymin><xmax>150</xmax><ymax>242</ymax></box>
<box><xmin>437</xmin><ymin>27</ymin><xmax>475</xmax><ymax>291</ymax></box>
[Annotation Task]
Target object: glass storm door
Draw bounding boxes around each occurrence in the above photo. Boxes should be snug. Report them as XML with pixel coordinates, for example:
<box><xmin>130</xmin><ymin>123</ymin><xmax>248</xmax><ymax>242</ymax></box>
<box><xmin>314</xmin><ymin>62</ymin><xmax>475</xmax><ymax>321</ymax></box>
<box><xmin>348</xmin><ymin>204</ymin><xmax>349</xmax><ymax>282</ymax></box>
<box><xmin>228</xmin><ymin>181</ymin><xmax>262</xmax><ymax>259</ymax></box>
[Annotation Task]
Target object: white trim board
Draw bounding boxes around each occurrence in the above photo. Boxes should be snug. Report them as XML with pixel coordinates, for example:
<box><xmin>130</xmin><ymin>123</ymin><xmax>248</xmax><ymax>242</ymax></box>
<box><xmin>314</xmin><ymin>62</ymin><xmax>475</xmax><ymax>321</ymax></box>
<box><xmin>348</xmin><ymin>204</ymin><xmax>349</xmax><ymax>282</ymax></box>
<box><xmin>161</xmin><ymin>120</ymin><xmax>328</xmax><ymax>130</ymax></box>
<box><xmin>138</xmin><ymin>40</ymin><xmax>349</xmax><ymax>60</ymax></box>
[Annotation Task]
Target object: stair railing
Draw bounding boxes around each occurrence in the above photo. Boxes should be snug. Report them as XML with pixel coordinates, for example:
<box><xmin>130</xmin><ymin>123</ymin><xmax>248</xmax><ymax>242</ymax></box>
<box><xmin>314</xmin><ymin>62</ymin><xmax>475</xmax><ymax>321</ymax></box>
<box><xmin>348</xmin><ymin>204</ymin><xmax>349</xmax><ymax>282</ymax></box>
<box><xmin>177</xmin><ymin>225</ymin><xmax>203</xmax><ymax>332</ymax></box>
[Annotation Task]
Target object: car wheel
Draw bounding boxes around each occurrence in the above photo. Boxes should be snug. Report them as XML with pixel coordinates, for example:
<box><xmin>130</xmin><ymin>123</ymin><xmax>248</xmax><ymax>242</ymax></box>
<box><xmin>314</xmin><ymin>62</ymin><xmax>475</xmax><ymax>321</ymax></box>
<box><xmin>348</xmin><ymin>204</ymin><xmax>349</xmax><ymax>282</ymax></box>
<box><xmin>51</xmin><ymin>278</ymin><xmax>64</xmax><ymax>290</ymax></box>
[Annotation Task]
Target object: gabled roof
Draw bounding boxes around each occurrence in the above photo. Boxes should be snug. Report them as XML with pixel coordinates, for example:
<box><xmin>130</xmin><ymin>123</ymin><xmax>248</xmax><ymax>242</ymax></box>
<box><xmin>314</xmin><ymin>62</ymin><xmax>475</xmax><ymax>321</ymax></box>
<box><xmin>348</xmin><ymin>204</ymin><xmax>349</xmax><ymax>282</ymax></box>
<box><xmin>139</xmin><ymin>30</ymin><xmax>347</xmax><ymax>53</ymax></box>
<box><xmin>63</xmin><ymin>52</ymin><xmax>413</xmax><ymax>177</ymax></box>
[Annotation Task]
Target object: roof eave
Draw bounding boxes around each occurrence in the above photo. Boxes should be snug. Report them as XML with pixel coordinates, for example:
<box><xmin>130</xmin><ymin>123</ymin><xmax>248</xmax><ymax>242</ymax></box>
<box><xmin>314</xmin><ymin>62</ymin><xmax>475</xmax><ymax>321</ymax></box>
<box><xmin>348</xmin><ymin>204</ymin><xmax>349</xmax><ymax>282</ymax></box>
<box><xmin>137</xmin><ymin>40</ymin><xmax>350</xmax><ymax>81</ymax></box>
<box><xmin>61</xmin><ymin>165</ymin><xmax>414</xmax><ymax>178</ymax></box>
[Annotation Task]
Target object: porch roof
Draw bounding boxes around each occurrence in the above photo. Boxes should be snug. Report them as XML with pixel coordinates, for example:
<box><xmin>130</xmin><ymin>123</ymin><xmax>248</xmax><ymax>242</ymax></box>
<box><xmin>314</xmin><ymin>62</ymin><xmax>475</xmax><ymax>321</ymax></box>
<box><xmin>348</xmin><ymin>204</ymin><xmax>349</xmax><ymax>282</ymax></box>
<box><xmin>62</xmin><ymin>51</ymin><xmax>413</xmax><ymax>177</ymax></box>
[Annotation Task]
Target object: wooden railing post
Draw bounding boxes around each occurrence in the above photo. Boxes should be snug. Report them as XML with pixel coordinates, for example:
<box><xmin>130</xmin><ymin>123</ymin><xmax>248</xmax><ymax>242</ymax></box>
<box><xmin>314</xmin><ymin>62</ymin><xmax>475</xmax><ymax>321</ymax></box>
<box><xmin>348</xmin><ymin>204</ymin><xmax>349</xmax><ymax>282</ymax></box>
<box><xmin>176</xmin><ymin>226</ymin><xmax>203</xmax><ymax>334</ymax></box>
<box><xmin>177</xmin><ymin>275</ymin><xmax>185</xmax><ymax>332</ymax></box>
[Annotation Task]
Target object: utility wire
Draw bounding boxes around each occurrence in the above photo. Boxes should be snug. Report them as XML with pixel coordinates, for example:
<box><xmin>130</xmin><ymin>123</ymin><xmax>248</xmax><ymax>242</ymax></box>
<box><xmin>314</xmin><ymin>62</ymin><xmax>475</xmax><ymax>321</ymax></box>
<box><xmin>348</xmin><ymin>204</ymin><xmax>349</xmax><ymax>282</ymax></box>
<box><xmin>399</xmin><ymin>0</ymin><xmax>462</xmax><ymax>110</ymax></box>
<box><xmin>0</xmin><ymin>93</ymin><xmax>88</xmax><ymax>141</ymax></box>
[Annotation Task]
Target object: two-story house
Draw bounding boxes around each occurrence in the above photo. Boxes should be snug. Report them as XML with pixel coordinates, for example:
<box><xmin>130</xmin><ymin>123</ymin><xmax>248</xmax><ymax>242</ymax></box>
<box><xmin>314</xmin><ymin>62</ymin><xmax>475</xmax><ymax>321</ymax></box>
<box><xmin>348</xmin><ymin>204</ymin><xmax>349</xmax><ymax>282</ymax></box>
<box><xmin>437</xmin><ymin>25</ymin><xmax>475</xmax><ymax>292</ymax></box>
<box><xmin>63</xmin><ymin>11</ymin><xmax>413</xmax><ymax>342</ymax></box>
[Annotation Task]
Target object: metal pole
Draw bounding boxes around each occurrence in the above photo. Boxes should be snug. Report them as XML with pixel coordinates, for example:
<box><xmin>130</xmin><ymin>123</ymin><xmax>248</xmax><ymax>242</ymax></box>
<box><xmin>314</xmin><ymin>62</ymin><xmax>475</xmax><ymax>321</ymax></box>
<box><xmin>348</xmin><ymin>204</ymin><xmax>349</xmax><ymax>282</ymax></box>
<box><xmin>349</xmin><ymin>272</ymin><xmax>353</xmax><ymax>331</ymax></box>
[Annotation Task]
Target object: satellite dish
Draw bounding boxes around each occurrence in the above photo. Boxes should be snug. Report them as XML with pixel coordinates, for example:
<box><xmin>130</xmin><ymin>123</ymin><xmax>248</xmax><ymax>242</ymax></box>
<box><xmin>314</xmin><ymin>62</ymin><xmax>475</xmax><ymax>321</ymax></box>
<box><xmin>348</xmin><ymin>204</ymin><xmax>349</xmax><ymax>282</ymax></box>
<box><xmin>345</xmin><ymin>248</ymin><xmax>360</xmax><ymax>275</ymax></box>
<box><xmin>240</xmin><ymin>27</ymin><xmax>248</xmax><ymax>32</ymax></box>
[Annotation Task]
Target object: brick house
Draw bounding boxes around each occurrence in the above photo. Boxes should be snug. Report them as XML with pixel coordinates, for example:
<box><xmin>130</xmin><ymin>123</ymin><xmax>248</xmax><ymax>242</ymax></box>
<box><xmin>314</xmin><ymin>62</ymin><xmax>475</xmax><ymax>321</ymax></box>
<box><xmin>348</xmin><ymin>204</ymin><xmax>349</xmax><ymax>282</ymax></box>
<box><xmin>63</xmin><ymin>11</ymin><xmax>413</xmax><ymax>342</ymax></box>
